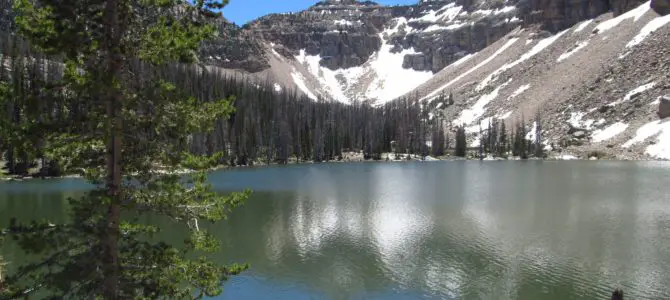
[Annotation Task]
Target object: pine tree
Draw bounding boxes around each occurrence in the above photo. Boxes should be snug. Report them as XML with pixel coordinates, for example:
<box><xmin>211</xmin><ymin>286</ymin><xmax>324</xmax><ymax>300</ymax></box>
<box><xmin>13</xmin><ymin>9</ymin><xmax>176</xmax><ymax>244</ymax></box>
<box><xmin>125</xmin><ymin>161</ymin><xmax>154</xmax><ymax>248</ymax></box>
<box><xmin>1</xmin><ymin>0</ymin><xmax>250</xmax><ymax>298</ymax></box>
<box><xmin>534</xmin><ymin>113</ymin><xmax>544</xmax><ymax>158</ymax></box>
<box><xmin>478</xmin><ymin>124</ymin><xmax>484</xmax><ymax>159</ymax></box>
<box><xmin>498</xmin><ymin>121</ymin><xmax>507</xmax><ymax>158</ymax></box>
<box><xmin>454</xmin><ymin>125</ymin><xmax>467</xmax><ymax>157</ymax></box>
<box><xmin>518</xmin><ymin>116</ymin><xmax>528</xmax><ymax>159</ymax></box>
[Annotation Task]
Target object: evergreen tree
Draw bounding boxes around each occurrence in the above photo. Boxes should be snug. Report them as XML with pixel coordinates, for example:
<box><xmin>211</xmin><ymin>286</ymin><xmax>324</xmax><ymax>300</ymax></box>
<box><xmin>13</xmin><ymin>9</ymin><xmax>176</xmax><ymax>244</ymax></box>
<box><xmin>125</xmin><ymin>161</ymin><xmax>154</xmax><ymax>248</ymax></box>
<box><xmin>478</xmin><ymin>124</ymin><xmax>484</xmax><ymax>159</ymax></box>
<box><xmin>454</xmin><ymin>125</ymin><xmax>467</xmax><ymax>157</ymax></box>
<box><xmin>431</xmin><ymin>118</ymin><xmax>445</xmax><ymax>157</ymax></box>
<box><xmin>1</xmin><ymin>0</ymin><xmax>250</xmax><ymax>298</ymax></box>
<box><xmin>518</xmin><ymin>116</ymin><xmax>528</xmax><ymax>159</ymax></box>
<box><xmin>534</xmin><ymin>113</ymin><xmax>544</xmax><ymax>158</ymax></box>
<box><xmin>497</xmin><ymin>121</ymin><xmax>508</xmax><ymax>158</ymax></box>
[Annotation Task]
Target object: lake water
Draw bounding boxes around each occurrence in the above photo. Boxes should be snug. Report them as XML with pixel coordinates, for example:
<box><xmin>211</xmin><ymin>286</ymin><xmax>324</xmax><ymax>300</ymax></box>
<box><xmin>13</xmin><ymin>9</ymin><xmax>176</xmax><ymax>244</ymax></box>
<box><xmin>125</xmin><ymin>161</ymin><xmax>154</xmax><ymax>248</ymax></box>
<box><xmin>2</xmin><ymin>161</ymin><xmax>670</xmax><ymax>299</ymax></box>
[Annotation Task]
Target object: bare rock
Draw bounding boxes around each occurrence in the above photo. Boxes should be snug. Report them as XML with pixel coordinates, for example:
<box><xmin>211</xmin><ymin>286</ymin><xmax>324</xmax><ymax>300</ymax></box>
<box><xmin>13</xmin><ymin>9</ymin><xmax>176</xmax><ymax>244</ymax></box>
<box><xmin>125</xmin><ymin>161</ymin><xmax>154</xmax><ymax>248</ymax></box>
<box><xmin>402</xmin><ymin>54</ymin><xmax>429</xmax><ymax>71</ymax></box>
<box><xmin>651</xmin><ymin>0</ymin><xmax>670</xmax><ymax>15</ymax></box>
<box><xmin>657</xmin><ymin>95</ymin><xmax>670</xmax><ymax>119</ymax></box>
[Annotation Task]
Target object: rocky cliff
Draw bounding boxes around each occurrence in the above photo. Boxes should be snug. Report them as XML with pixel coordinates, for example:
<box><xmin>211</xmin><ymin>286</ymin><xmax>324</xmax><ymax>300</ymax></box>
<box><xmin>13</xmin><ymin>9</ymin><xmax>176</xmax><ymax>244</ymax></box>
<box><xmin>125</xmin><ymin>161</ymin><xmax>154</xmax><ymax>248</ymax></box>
<box><xmin>209</xmin><ymin>0</ymin><xmax>670</xmax><ymax>160</ymax></box>
<box><xmin>223</xmin><ymin>0</ymin><xmax>649</xmax><ymax>75</ymax></box>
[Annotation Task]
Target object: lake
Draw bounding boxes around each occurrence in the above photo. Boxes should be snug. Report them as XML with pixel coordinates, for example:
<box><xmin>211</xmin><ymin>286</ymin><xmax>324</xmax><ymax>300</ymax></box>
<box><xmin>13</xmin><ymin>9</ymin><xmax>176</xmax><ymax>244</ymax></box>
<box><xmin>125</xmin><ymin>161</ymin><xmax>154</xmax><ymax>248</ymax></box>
<box><xmin>2</xmin><ymin>161</ymin><xmax>670</xmax><ymax>299</ymax></box>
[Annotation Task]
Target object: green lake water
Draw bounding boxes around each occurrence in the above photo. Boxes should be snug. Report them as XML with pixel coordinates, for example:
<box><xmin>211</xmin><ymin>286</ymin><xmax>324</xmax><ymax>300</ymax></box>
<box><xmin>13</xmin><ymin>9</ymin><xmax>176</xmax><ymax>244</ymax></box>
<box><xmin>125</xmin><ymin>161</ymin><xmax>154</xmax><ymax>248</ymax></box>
<box><xmin>2</xmin><ymin>161</ymin><xmax>670</xmax><ymax>299</ymax></box>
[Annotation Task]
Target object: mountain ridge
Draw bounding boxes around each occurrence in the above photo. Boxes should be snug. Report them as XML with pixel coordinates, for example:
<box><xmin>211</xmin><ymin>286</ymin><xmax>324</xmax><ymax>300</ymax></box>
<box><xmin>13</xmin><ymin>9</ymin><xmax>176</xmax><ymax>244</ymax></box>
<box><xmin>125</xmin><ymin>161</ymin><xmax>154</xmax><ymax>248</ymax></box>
<box><xmin>210</xmin><ymin>0</ymin><xmax>670</xmax><ymax>160</ymax></box>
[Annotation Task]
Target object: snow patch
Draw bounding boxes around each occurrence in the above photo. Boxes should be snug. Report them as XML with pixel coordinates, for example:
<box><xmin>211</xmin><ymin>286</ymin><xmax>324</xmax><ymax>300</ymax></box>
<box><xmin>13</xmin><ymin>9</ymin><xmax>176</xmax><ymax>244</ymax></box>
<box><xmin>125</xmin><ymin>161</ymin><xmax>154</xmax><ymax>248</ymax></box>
<box><xmin>423</xmin><ymin>23</ymin><xmax>467</xmax><ymax>32</ymax></box>
<box><xmin>422</xmin><ymin>38</ymin><xmax>519</xmax><ymax>101</ymax></box>
<box><xmin>465</xmin><ymin>117</ymin><xmax>494</xmax><ymax>134</ymax></box>
<box><xmin>271</xmin><ymin>48</ymin><xmax>283</xmax><ymax>59</ymax></box>
<box><xmin>574</xmin><ymin>20</ymin><xmax>593</xmax><ymax>33</ymax></box>
<box><xmin>453</xmin><ymin>79</ymin><xmax>512</xmax><ymax>126</ymax></box>
<box><xmin>291</xmin><ymin>71</ymin><xmax>318</xmax><ymax>100</ymax></box>
<box><xmin>608</xmin><ymin>82</ymin><xmax>656</xmax><ymax>106</ymax></box>
<box><xmin>436</xmin><ymin>3</ymin><xmax>463</xmax><ymax>22</ymax></box>
<box><xmin>622</xmin><ymin>119</ymin><xmax>670</xmax><ymax>159</ymax></box>
<box><xmin>273</xmin><ymin>83</ymin><xmax>282</xmax><ymax>92</ymax></box>
<box><xmin>385</xmin><ymin>17</ymin><xmax>410</xmax><ymax>36</ymax></box>
<box><xmin>334</xmin><ymin>19</ymin><xmax>354</xmax><ymax>26</ymax></box>
<box><xmin>623</xmin><ymin>119</ymin><xmax>669</xmax><ymax>147</ymax></box>
<box><xmin>498</xmin><ymin>111</ymin><xmax>513</xmax><ymax>119</ymax></box>
<box><xmin>451</xmin><ymin>53</ymin><xmax>476</xmax><ymax>67</ymax></box>
<box><xmin>626</xmin><ymin>14</ymin><xmax>670</xmax><ymax>48</ymax></box>
<box><xmin>508</xmin><ymin>84</ymin><xmax>530</xmax><ymax>100</ymax></box>
<box><xmin>593</xmin><ymin>1</ymin><xmax>650</xmax><ymax>34</ymax></box>
<box><xmin>526</xmin><ymin>121</ymin><xmax>538</xmax><ymax>141</ymax></box>
<box><xmin>592</xmin><ymin>122</ymin><xmax>628</xmax><ymax>142</ymax></box>
<box><xmin>367</xmin><ymin>42</ymin><xmax>434</xmax><ymax>104</ymax></box>
<box><xmin>477</xmin><ymin>30</ymin><xmax>568</xmax><ymax>91</ymax></box>
<box><xmin>646</xmin><ymin>127</ymin><xmax>670</xmax><ymax>159</ymax></box>
<box><xmin>296</xmin><ymin>50</ymin><xmax>354</xmax><ymax>104</ymax></box>
<box><xmin>473</xmin><ymin>6</ymin><xmax>516</xmax><ymax>16</ymax></box>
<box><xmin>568</xmin><ymin>112</ymin><xmax>595</xmax><ymax>130</ymax></box>
<box><xmin>556</xmin><ymin>41</ymin><xmax>589</xmax><ymax>62</ymax></box>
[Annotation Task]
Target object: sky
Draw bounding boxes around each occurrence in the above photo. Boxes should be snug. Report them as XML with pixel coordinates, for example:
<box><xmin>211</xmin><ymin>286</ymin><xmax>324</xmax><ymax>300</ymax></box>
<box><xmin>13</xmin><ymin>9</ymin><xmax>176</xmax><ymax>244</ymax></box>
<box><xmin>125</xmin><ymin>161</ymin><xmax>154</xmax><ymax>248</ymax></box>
<box><xmin>222</xmin><ymin>0</ymin><xmax>417</xmax><ymax>25</ymax></box>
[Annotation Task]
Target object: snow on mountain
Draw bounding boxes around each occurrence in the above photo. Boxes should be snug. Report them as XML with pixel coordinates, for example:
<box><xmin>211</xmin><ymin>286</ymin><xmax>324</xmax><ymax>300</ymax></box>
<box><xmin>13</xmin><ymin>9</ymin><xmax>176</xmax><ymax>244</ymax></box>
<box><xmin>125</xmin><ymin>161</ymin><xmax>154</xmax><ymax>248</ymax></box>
<box><xmin>290</xmin><ymin>27</ymin><xmax>434</xmax><ymax>104</ymax></box>
<box><xmin>626</xmin><ymin>13</ymin><xmax>670</xmax><ymax>47</ymax></box>
<box><xmin>406</xmin><ymin>1</ymin><xmax>670</xmax><ymax>160</ymax></box>
<box><xmin>215</xmin><ymin>0</ymin><xmax>669</xmax><ymax>160</ymax></box>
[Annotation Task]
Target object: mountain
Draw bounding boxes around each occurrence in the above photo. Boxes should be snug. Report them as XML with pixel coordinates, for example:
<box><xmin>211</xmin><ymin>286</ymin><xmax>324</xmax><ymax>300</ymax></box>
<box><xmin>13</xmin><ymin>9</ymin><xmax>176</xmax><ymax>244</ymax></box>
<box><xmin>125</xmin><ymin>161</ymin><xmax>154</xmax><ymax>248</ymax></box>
<box><xmin>1</xmin><ymin>0</ymin><xmax>667</xmax><ymax>160</ymax></box>
<box><xmin>207</xmin><ymin>0</ymin><xmax>670</xmax><ymax>160</ymax></box>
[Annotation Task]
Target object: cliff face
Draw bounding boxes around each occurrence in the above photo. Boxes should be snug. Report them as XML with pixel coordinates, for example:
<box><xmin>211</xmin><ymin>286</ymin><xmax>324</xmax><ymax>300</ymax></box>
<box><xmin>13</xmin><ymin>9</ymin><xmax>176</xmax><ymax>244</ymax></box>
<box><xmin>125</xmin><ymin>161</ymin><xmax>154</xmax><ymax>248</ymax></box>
<box><xmin>244</xmin><ymin>0</ymin><xmax>524</xmax><ymax>73</ymax></box>
<box><xmin>230</xmin><ymin>0</ymin><xmax>657</xmax><ymax>105</ymax></box>
<box><xmin>245</xmin><ymin>1</ymin><xmax>391</xmax><ymax>71</ymax></box>
<box><xmin>522</xmin><ymin>0</ymin><xmax>647</xmax><ymax>31</ymax></box>
<box><xmin>220</xmin><ymin>0</ymin><xmax>647</xmax><ymax>76</ymax></box>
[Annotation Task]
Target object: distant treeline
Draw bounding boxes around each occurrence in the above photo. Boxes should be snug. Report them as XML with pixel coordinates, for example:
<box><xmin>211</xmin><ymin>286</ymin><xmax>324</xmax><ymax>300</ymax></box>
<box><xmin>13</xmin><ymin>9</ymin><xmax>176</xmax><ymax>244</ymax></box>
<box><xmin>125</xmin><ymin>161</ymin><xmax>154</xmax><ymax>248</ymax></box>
<box><xmin>0</xmin><ymin>33</ymin><xmax>546</xmax><ymax>177</ymax></box>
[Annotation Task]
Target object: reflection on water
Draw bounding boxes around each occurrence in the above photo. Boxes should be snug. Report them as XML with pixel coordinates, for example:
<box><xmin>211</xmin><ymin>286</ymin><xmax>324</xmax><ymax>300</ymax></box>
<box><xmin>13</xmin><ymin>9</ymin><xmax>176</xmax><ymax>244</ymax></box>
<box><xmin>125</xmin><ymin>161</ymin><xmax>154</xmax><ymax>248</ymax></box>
<box><xmin>2</xmin><ymin>161</ymin><xmax>670</xmax><ymax>299</ymax></box>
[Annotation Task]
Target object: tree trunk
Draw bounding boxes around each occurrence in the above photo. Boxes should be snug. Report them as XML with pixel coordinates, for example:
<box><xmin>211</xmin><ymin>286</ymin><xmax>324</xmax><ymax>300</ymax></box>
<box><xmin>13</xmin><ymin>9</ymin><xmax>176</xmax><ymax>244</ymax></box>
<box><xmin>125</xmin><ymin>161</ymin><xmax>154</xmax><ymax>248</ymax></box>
<box><xmin>102</xmin><ymin>0</ymin><xmax>123</xmax><ymax>298</ymax></box>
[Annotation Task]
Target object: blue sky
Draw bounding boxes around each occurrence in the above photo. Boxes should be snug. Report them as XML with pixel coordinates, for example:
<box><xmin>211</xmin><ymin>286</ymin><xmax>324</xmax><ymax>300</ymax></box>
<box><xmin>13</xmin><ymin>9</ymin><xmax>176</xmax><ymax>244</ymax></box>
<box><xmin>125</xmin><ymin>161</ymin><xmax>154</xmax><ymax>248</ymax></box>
<box><xmin>223</xmin><ymin>0</ymin><xmax>417</xmax><ymax>25</ymax></box>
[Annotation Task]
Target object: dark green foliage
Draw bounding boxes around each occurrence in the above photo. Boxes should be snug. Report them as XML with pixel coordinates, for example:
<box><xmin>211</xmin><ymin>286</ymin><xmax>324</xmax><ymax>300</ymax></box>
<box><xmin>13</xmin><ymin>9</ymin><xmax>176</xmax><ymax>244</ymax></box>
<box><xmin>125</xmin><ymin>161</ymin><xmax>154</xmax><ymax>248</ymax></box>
<box><xmin>454</xmin><ymin>126</ymin><xmax>467</xmax><ymax>157</ymax></box>
<box><xmin>181</xmin><ymin>82</ymin><xmax>443</xmax><ymax>164</ymax></box>
<box><xmin>1</xmin><ymin>0</ymin><xmax>250</xmax><ymax>298</ymax></box>
<box><xmin>533</xmin><ymin>113</ymin><xmax>544</xmax><ymax>158</ymax></box>
<box><xmin>497</xmin><ymin>121</ymin><xmax>508</xmax><ymax>158</ymax></box>
<box><xmin>512</xmin><ymin>116</ymin><xmax>528</xmax><ymax>159</ymax></box>
<box><xmin>431</xmin><ymin>118</ymin><xmax>446</xmax><ymax>157</ymax></box>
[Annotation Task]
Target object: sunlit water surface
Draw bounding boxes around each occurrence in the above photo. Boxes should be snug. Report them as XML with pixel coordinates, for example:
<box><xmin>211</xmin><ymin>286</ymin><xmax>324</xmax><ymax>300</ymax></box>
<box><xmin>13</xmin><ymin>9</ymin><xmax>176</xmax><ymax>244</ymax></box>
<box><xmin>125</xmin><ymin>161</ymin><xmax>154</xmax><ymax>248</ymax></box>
<box><xmin>2</xmin><ymin>161</ymin><xmax>670</xmax><ymax>299</ymax></box>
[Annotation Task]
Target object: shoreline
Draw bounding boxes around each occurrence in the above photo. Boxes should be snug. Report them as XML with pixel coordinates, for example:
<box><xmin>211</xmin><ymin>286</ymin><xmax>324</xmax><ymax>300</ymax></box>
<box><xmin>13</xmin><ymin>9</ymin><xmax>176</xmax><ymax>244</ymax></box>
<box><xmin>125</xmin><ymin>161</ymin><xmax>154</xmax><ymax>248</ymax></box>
<box><xmin>1</xmin><ymin>151</ymin><xmax>666</xmax><ymax>182</ymax></box>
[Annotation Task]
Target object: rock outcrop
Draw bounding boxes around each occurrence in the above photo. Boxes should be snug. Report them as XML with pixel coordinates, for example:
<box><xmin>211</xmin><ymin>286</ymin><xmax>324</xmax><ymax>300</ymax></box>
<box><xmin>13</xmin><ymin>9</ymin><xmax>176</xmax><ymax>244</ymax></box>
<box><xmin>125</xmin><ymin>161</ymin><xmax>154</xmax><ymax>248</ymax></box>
<box><xmin>520</xmin><ymin>0</ymin><xmax>647</xmax><ymax>32</ymax></box>
<box><xmin>651</xmin><ymin>0</ymin><xmax>670</xmax><ymax>15</ymax></box>
<box><xmin>200</xmin><ymin>21</ymin><xmax>269</xmax><ymax>72</ymax></box>
<box><xmin>658</xmin><ymin>95</ymin><xmax>670</xmax><ymax>119</ymax></box>
<box><xmin>246</xmin><ymin>1</ymin><xmax>390</xmax><ymax>70</ymax></box>
<box><xmin>232</xmin><ymin>0</ymin><xmax>650</xmax><ymax>75</ymax></box>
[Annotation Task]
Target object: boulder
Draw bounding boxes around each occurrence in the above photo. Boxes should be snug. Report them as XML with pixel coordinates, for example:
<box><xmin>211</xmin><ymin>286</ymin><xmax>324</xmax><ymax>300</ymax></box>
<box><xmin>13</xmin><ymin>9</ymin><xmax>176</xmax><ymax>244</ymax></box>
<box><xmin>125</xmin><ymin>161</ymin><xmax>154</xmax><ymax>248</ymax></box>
<box><xmin>651</xmin><ymin>0</ymin><xmax>670</xmax><ymax>15</ymax></box>
<box><xmin>573</xmin><ymin>131</ymin><xmax>586</xmax><ymax>139</ymax></box>
<box><xmin>657</xmin><ymin>95</ymin><xmax>670</xmax><ymax>119</ymax></box>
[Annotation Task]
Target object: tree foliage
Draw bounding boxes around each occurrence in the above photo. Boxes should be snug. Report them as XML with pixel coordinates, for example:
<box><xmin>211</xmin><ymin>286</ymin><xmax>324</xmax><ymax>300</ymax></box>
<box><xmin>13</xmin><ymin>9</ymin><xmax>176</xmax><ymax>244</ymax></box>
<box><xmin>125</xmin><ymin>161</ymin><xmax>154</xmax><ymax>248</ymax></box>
<box><xmin>1</xmin><ymin>0</ymin><xmax>250</xmax><ymax>298</ymax></box>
